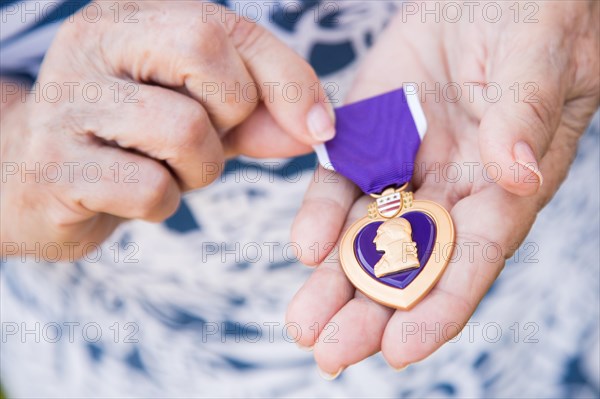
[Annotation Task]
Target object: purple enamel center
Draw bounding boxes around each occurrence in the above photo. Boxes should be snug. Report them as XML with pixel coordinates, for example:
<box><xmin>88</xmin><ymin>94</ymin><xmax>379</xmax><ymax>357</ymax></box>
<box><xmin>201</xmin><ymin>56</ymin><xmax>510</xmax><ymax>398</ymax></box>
<box><xmin>354</xmin><ymin>212</ymin><xmax>437</xmax><ymax>289</ymax></box>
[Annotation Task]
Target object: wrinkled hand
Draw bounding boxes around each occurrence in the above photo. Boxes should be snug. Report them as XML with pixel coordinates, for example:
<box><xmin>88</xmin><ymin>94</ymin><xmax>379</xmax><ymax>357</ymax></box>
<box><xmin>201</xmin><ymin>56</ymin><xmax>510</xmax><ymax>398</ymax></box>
<box><xmin>1</xmin><ymin>1</ymin><xmax>334</xmax><ymax>260</ymax></box>
<box><xmin>287</xmin><ymin>1</ymin><xmax>599</xmax><ymax>376</ymax></box>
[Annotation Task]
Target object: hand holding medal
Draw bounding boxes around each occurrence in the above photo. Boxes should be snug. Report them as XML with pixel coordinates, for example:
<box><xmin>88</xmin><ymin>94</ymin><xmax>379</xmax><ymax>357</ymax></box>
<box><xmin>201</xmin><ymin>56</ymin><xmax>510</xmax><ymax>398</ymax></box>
<box><xmin>287</xmin><ymin>1</ymin><xmax>598</xmax><ymax>377</ymax></box>
<box><xmin>314</xmin><ymin>86</ymin><xmax>456</xmax><ymax>310</ymax></box>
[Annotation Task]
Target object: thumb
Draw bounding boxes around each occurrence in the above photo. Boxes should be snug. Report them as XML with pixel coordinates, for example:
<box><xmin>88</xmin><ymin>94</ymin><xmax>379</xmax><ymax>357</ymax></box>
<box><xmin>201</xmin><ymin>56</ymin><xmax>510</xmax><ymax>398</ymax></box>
<box><xmin>478</xmin><ymin>31</ymin><xmax>569</xmax><ymax>196</ymax></box>
<box><xmin>224</xmin><ymin>15</ymin><xmax>336</xmax><ymax>146</ymax></box>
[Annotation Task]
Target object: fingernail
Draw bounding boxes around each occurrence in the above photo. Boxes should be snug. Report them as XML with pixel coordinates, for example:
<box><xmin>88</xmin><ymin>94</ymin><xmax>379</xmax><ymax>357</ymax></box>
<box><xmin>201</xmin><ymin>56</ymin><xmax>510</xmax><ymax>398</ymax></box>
<box><xmin>296</xmin><ymin>343</ymin><xmax>314</xmax><ymax>352</ymax></box>
<box><xmin>394</xmin><ymin>364</ymin><xmax>409</xmax><ymax>372</ymax></box>
<box><xmin>317</xmin><ymin>366</ymin><xmax>344</xmax><ymax>381</ymax></box>
<box><xmin>513</xmin><ymin>141</ymin><xmax>543</xmax><ymax>189</ymax></box>
<box><xmin>307</xmin><ymin>103</ymin><xmax>336</xmax><ymax>141</ymax></box>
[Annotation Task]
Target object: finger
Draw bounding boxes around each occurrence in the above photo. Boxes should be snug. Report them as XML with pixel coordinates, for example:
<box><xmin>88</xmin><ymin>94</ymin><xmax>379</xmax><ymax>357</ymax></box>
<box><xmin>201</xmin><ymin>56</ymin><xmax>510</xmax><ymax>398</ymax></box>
<box><xmin>222</xmin><ymin>104</ymin><xmax>313</xmax><ymax>159</ymax></box>
<box><xmin>8</xmin><ymin>116</ymin><xmax>179</xmax><ymax>262</ymax></box>
<box><xmin>381</xmin><ymin>114</ymin><xmax>585</xmax><ymax>368</ymax></box>
<box><xmin>291</xmin><ymin>166</ymin><xmax>362</xmax><ymax>266</ymax></box>
<box><xmin>286</xmin><ymin>248</ymin><xmax>356</xmax><ymax>351</ymax></box>
<box><xmin>82</xmin><ymin>82</ymin><xmax>224</xmax><ymax>191</ymax></box>
<box><xmin>223</xmin><ymin>15</ymin><xmax>336</xmax><ymax>144</ymax></box>
<box><xmin>286</xmin><ymin>197</ymin><xmax>370</xmax><ymax>348</ymax></box>
<box><xmin>67</xmin><ymin>2</ymin><xmax>259</xmax><ymax>131</ymax></box>
<box><xmin>55</xmin><ymin>144</ymin><xmax>181</xmax><ymax>223</ymax></box>
<box><xmin>82</xmin><ymin>2</ymin><xmax>335</xmax><ymax>143</ymax></box>
<box><xmin>381</xmin><ymin>182</ymin><xmax>537</xmax><ymax>368</ymax></box>
<box><xmin>478</xmin><ymin>25</ymin><xmax>571</xmax><ymax>197</ymax></box>
<box><xmin>313</xmin><ymin>291</ymin><xmax>393</xmax><ymax>376</ymax></box>
<box><xmin>410</xmin><ymin>129</ymin><xmax>468</xmax><ymax>206</ymax></box>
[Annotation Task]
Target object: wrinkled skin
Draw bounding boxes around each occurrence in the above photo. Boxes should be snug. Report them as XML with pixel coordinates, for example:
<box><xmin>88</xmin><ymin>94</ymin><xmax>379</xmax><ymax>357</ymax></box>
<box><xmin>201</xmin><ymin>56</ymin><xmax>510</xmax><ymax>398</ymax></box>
<box><xmin>288</xmin><ymin>1</ymin><xmax>599</xmax><ymax>376</ymax></box>
<box><xmin>1</xmin><ymin>1</ymin><xmax>334</xmax><ymax>260</ymax></box>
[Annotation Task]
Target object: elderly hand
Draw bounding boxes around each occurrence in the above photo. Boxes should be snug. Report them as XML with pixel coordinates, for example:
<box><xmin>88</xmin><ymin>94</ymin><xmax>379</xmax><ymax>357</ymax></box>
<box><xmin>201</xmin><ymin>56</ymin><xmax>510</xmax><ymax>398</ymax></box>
<box><xmin>287</xmin><ymin>0</ymin><xmax>599</xmax><ymax>376</ymax></box>
<box><xmin>1</xmin><ymin>0</ymin><xmax>333</xmax><ymax>260</ymax></box>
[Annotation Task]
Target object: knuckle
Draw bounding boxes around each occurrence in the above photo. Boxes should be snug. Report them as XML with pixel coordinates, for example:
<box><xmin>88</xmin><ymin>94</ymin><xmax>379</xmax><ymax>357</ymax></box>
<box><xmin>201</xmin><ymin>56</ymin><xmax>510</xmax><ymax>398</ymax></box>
<box><xmin>55</xmin><ymin>3</ymin><xmax>107</xmax><ymax>45</ymax></box>
<box><xmin>186</xmin><ymin>105</ymin><xmax>209</xmax><ymax>131</ymax></box>
<box><xmin>573</xmin><ymin>42</ymin><xmax>600</xmax><ymax>97</ymax></box>
<box><xmin>185</xmin><ymin>18</ymin><xmax>226</xmax><ymax>58</ymax></box>
<box><xmin>45</xmin><ymin>200</ymin><xmax>84</xmax><ymax>232</ymax></box>
<box><xmin>199</xmin><ymin>160</ymin><xmax>224</xmax><ymax>187</ymax></box>
<box><xmin>169</xmin><ymin>106</ymin><xmax>209</xmax><ymax>150</ymax></box>
<box><xmin>220</xmin><ymin>91</ymin><xmax>258</xmax><ymax>126</ymax></box>
<box><xmin>225</xmin><ymin>16</ymin><xmax>267</xmax><ymax>57</ymax></box>
<box><xmin>135</xmin><ymin>167</ymin><xmax>175</xmax><ymax>219</ymax></box>
<box><xmin>522</xmin><ymin>93</ymin><xmax>555</xmax><ymax>142</ymax></box>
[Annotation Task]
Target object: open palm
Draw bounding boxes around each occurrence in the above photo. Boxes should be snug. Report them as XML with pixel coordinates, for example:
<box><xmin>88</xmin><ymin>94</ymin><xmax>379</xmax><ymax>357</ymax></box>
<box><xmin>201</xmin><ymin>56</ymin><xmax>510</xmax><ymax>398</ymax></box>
<box><xmin>287</xmin><ymin>2</ymin><xmax>599</xmax><ymax>376</ymax></box>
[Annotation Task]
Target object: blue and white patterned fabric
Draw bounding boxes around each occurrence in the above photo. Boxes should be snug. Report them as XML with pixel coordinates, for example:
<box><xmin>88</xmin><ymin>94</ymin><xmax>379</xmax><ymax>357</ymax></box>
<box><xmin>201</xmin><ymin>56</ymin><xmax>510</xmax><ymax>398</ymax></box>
<box><xmin>1</xmin><ymin>1</ymin><xmax>599</xmax><ymax>398</ymax></box>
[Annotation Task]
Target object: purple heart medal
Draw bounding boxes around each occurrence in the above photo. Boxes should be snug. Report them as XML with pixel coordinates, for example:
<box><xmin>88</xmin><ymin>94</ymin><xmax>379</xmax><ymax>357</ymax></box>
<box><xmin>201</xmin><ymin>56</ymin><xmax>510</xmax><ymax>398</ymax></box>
<box><xmin>314</xmin><ymin>85</ymin><xmax>455</xmax><ymax>310</ymax></box>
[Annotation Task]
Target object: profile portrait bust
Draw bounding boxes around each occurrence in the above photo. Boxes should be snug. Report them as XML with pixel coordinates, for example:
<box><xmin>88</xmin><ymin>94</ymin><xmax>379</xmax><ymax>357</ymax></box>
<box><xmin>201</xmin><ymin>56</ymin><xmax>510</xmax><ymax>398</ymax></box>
<box><xmin>373</xmin><ymin>217</ymin><xmax>420</xmax><ymax>278</ymax></box>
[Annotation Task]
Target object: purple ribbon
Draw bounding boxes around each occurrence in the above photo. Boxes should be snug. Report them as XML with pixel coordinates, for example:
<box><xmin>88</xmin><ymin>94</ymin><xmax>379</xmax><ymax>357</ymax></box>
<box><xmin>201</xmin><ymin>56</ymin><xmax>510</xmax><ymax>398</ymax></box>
<box><xmin>315</xmin><ymin>86</ymin><xmax>427</xmax><ymax>195</ymax></box>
